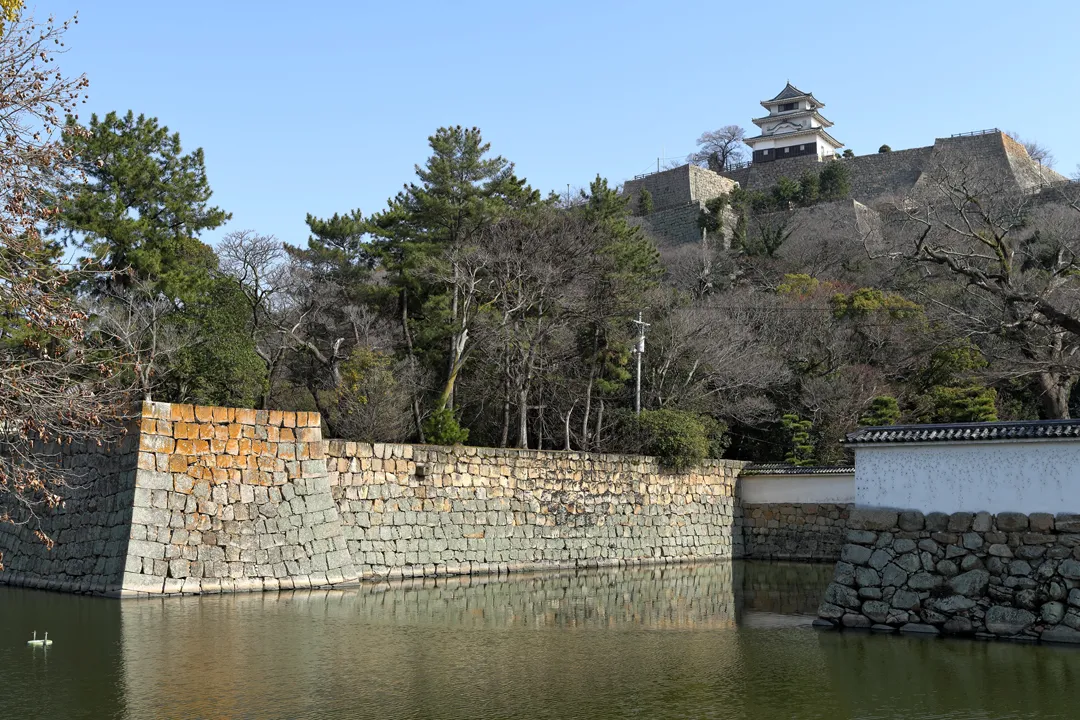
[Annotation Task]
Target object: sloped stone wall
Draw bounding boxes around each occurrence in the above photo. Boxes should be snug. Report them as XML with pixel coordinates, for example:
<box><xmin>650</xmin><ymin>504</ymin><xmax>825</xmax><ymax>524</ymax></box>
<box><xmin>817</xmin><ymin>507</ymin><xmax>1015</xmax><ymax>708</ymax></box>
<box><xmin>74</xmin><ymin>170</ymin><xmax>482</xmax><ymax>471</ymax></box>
<box><xmin>0</xmin><ymin>402</ymin><xmax>743</xmax><ymax>596</ymax></box>
<box><xmin>327</xmin><ymin>441</ymin><xmax>742</xmax><ymax>580</ymax></box>
<box><xmin>817</xmin><ymin>507</ymin><xmax>1080</xmax><ymax>643</ymax></box>
<box><xmin>0</xmin><ymin>433</ymin><xmax>139</xmax><ymax>594</ymax></box>
<box><xmin>120</xmin><ymin>402</ymin><xmax>356</xmax><ymax>595</ymax></box>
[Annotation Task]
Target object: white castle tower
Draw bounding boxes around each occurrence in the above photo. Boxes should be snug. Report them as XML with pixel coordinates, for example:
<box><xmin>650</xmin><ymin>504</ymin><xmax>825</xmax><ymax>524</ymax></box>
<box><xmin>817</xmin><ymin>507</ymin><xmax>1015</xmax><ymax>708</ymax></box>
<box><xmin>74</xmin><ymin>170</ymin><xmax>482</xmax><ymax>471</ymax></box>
<box><xmin>744</xmin><ymin>82</ymin><xmax>844</xmax><ymax>164</ymax></box>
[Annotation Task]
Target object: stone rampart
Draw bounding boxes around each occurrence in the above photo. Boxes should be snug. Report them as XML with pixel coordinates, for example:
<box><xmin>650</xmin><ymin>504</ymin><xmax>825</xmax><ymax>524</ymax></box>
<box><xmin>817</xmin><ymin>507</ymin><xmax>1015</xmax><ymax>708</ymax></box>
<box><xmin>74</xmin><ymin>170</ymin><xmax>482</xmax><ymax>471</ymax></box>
<box><xmin>739</xmin><ymin>503</ymin><xmax>851</xmax><ymax>561</ymax></box>
<box><xmin>0</xmin><ymin>433</ymin><xmax>140</xmax><ymax>595</ymax></box>
<box><xmin>0</xmin><ymin>401</ymin><xmax>743</xmax><ymax>596</ymax></box>
<box><xmin>327</xmin><ymin>440</ymin><xmax>741</xmax><ymax>580</ymax></box>
<box><xmin>816</xmin><ymin>507</ymin><xmax>1080</xmax><ymax>644</ymax></box>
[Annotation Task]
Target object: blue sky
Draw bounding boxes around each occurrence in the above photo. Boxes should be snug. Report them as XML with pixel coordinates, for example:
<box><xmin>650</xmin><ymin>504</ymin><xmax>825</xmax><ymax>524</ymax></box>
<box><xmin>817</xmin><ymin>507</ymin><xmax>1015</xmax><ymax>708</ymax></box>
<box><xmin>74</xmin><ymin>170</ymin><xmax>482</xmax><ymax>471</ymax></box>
<box><xmin>38</xmin><ymin>0</ymin><xmax>1080</xmax><ymax>247</ymax></box>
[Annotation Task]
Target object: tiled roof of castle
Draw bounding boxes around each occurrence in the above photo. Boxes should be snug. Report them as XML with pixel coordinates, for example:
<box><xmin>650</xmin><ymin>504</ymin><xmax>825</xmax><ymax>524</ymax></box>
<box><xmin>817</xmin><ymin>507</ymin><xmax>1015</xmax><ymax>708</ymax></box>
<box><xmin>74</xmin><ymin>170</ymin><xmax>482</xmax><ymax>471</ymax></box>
<box><xmin>770</xmin><ymin>82</ymin><xmax>810</xmax><ymax>102</ymax></box>
<box><xmin>742</xmin><ymin>462</ymin><xmax>854</xmax><ymax>475</ymax></box>
<box><xmin>844</xmin><ymin>420</ymin><xmax>1080</xmax><ymax>445</ymax></box>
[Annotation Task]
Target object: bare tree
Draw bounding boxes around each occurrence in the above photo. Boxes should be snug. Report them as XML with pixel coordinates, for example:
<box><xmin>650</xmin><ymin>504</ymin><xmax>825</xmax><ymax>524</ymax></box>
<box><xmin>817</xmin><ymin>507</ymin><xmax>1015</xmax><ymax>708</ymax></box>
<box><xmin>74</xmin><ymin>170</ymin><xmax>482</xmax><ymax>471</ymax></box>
<box><xmin>89</xmin><ymin>283</ymin><xmax>192</xmax><ymax>401</ymax></box>
<box><xmin>881</xmin><ymin>158</ymin><xmax>1080</xmax><ymax>417</ymax></box>
<box><xmin>687</xmin><ymin>125</ymin><xmax>747</xmax><ymax>172</ymax></box>
<box><xmin>0</xmin><ymin>14</ymin><xmax>135</xmax><ymax>562</ymax></box>
<box><xmin>218</xmin><ymin>230</ymin><xmax>291</xmax><ymax>408</ymax></box>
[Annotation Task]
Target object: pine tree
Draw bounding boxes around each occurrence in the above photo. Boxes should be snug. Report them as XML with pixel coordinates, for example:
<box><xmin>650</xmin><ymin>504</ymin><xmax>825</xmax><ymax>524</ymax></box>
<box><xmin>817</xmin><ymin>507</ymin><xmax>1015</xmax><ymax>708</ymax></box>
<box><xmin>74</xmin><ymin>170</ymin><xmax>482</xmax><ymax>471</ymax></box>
<box><xmin>366</xmin><ymin>126</ymin><xmax>539</xmax><ymax>434</ymax></box>
<box><xmin>57</xmin><ymin>111</ymin><xmax>230</xmax><ymax>304</ymax></box>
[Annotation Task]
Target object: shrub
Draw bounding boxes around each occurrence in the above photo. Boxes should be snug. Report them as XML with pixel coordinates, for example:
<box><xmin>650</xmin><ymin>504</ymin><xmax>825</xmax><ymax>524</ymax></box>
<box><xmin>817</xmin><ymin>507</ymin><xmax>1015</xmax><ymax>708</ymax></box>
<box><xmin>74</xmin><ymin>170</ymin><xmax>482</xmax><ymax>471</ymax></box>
<box><xmin>422</xmin><ymin>407</ymin><xmax>470</xmax><ymax>445</ymax></box>
<box><xmin>878</xmin><ymin>144</ymin><xmax>892</xmax><ymax>153</ymax></box>
<box><xmin>842</xmin><ymin>149</ymin><xmax>855</xmax><ymax>158</ymax></box>
<box><xmin>614</xmin><ymin>409</ymin><xmax>727</xmax><ymax>470</ymax></box>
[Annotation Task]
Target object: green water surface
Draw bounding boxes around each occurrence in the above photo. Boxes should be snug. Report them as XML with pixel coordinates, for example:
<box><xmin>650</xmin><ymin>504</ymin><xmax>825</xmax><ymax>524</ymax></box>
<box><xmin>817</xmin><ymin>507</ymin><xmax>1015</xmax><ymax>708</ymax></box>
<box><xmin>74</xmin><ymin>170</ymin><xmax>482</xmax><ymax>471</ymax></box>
<box><xmin>1</xmin><ymin>561</ymin><xmax>1076</xmax><ymax>719</ymax></box>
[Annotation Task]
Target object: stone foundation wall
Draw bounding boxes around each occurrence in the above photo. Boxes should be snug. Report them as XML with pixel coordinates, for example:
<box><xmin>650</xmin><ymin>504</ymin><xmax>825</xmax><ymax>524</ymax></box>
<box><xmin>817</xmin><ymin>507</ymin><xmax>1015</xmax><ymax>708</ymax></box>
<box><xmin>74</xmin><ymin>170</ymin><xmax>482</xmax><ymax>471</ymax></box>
<box><xmin>738</xmin><ymin>503</ymin><xmax>851</xmax><ymax>561</ymax></box>
<box><xmin>817</xmin><ymin>507</ymin><xmax>1080</xmax><ymax>643</ymax></box>
<box><xmin>327</xmin><ymin>440</ymin><xmax>741</xmax><ymax>580</ymax></box>
<box><xmin>0</xmin><ymin>402</ymin><xmax>743</xmax><ymax>596</ymax></box>
<box><xmin>0</xmin><ymin>434</ymin><xmax>139</xmax><ymax>594</ymax></box>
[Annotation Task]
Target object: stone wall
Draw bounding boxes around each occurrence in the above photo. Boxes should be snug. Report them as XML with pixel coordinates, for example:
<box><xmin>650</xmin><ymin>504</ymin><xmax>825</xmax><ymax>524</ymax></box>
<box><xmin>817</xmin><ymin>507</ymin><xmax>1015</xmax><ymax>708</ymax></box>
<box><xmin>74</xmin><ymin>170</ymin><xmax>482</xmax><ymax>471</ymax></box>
<box><xmin>816</xmin><ymin>507</ymin><xmax>1080</xmax><ymax>644</ymax></box>
<box><xmin>327</xmin><ymin>440</ymin><xmax>741</xmax><ymax>580</ymax></box>
<box><xmin>738</xmin><ymin>503</ymin><xmax>851</xmax><ymax>561</ymax></box>
<box><xmin>629</xmin><ymin>202</ymin><xmax>704</xmax><ymax>245</ymax></box>
<box><xmin>0</xmin><ymin>434</ymin><xmax>140</xmax><ymax>595</ymax></box>
<box><xmin>0</xmin><ymin>402</ymin><xmax>743</xmax><ymax>596</ymax></box>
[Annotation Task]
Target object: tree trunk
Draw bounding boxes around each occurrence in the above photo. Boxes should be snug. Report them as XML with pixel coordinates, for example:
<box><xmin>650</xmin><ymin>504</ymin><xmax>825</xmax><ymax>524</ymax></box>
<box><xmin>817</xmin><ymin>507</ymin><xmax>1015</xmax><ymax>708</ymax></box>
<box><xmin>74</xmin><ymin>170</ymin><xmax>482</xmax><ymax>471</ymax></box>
<box><xmin>1037</xmin><ymin>371</ymin><xmax>1074</xmax><ymax>419</ymax></box>
<box><xmin>500</xmin><ymin>374</ymin><xmax>511</xmax><ymax>447</ymax></box>
<box><xmin>399</xmin><ymin>287</ymin><xmax>425</xmax><ymax>443</ymax></box>
<box><xmin>517</xmin><ymin>387</ymin><xmax>528</xmax><ymax>449</ymax></box>
<box><xmin>595</xmin><ymin>399</ymin><xmax>605</xmax><ymax>452</ymax></box>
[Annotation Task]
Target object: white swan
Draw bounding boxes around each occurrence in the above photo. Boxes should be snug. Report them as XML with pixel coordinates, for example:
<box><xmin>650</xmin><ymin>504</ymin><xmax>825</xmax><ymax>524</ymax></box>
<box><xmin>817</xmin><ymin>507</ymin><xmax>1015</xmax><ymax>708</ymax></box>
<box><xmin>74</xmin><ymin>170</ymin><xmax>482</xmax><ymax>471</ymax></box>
<box><xmin>27</xmin><ymin>631</ymin><xmax>52</xmax><ymax>647</ymax></box>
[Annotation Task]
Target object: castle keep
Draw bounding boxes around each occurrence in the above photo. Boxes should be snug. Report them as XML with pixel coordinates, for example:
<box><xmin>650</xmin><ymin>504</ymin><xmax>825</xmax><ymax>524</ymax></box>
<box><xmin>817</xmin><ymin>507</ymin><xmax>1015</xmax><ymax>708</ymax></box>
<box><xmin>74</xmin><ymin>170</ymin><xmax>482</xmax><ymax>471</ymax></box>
<box><xmin>624</xmin><ymin>83</ymin><xmax>1066</xmax><ymax>246</ymax></box>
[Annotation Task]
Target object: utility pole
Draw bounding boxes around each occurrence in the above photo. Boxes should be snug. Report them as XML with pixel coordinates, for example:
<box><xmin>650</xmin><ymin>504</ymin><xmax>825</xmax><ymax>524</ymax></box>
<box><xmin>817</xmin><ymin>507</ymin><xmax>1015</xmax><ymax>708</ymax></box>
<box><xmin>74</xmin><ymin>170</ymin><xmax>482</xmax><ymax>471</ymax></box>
<box><xmin>632</xmin><ymin>311</ymin><xmax>650</xmax><ymax>415</ymax></box>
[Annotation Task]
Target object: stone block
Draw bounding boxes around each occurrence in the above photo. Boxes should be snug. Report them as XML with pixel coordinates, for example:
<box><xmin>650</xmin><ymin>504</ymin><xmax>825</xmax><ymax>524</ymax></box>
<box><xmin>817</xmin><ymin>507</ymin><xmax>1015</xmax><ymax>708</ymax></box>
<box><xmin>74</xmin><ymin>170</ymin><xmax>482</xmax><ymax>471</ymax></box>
<box><xmin>850</xmin><ymin>508</ymin><xmax>898</xmax><ymax>531</ymax></box>
<box><xmin>985</xmin><ymin>606</ymin><xmax>1035</xmax><ymax>636</ymax></box>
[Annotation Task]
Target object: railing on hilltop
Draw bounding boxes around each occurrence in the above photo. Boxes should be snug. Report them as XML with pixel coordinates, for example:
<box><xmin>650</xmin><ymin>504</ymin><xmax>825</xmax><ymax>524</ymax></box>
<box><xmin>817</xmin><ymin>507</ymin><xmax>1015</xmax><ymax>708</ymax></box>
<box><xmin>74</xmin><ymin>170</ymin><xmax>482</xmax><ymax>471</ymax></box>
<box><xmin>950</xmin><ymin>128</ymin><xmax>1000</xmax><ymax>138</ymax></box>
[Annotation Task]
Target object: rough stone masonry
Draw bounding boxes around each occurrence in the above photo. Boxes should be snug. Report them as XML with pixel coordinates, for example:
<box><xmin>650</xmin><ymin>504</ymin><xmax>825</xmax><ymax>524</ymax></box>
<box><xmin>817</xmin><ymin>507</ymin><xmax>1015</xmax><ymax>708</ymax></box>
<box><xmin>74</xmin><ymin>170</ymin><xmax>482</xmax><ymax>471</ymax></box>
<box><xmin>0</xmin><ymin>401</ymin><xmax>743</xmax><ymax>596</ymax></box>
<box><xmin>816</xmin><ymin>507</ymin><xmax>1080</xmax><ymax>644</ymax></box>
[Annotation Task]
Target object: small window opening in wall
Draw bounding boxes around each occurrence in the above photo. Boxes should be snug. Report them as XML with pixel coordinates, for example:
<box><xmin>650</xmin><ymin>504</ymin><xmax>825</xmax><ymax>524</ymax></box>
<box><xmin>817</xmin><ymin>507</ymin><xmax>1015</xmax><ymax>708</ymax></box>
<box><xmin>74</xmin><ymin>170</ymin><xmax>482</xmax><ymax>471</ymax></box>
<box><xmin>779</xmin><ymin>102</ymin><xmax>796</xmax><ymax>111</ymax></box>
<box><xmin>800</xmin><ymin>144</ymin><xmax>805</xmax><ymax>150</ymax></box>
<box><xmin>784</xmin><ymin>147</ymin><xmax>790</xmax><ymax>153</ymax></box>
<box><xmin>763</xmin><ymin>150</ymin><xmax>769</xmax><ymax>155</ymax></box>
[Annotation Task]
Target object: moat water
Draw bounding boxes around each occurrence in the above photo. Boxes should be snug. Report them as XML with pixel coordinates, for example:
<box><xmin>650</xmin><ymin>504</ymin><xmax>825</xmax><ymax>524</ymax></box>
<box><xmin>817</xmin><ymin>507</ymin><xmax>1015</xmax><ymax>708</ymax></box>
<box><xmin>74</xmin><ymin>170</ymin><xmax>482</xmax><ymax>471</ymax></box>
<box><xmin>1</xmin><ymin>561</ymin><xmax>1077</xmax><ymax>719</ymax></box>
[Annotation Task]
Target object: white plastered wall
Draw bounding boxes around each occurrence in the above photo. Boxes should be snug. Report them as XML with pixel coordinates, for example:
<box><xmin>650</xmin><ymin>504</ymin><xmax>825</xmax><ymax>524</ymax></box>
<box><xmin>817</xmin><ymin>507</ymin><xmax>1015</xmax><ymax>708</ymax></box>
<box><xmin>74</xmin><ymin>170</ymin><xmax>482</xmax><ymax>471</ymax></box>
<box><xmin>855</xmin><ymin>440</ymin><xmax>1080</xmax><ymax>514</ymax></box>
<box><xmin>739</xmin><ymin>473</ymin><xmax>855</xmax><ymax>504</ymax></box>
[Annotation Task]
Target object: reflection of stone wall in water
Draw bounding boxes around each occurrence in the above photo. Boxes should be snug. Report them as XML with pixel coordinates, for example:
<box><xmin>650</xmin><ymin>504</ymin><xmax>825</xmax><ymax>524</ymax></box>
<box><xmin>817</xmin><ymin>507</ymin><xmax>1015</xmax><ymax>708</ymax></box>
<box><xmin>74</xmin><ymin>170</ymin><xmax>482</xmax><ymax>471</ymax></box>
<box><xmin>817</xmin><ymin>508</ymin><xmax>1080</xmax><ymax>643</ymax></box>
<box><xmin>736</xmin><ymin>560</ymin><xmax>835</xmax><ymax>617</ymax></box>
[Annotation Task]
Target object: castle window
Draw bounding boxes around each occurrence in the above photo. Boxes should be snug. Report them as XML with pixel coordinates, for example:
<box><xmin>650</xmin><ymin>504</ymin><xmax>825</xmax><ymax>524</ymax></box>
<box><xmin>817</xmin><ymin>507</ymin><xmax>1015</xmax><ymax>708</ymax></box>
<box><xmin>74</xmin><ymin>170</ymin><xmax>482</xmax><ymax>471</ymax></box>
<box><xmin>800</xmin><ymin>145</ymin><xmax>805</xmax><ymax>150</ymax></box>
<box><xmin>779</xmin><ymin>102</ymin><xmax>796</xmax><ymax>112</ymax></box>
<box><xmin>784</xmin><ymin>147</ymin><xmax>790</xmax><ymax>153</ymax></box>
<box><xmin>763</xmin><ymin>150</ymin><xmax>769</xmax><ymax>155</ymax></box>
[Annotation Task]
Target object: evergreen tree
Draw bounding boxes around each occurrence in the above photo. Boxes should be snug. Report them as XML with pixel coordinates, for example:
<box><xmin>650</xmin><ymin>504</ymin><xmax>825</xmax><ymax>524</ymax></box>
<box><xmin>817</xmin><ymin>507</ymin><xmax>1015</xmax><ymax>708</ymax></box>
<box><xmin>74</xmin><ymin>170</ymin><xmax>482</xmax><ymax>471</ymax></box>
<box><xmin>57</xmin><ymin>111</ymin><xmax>230</xmax><ymax>303</ymax></box>
<box><xmin>366</xmin><ymin>126</ymin><xmax>539</xmax><ymax>436</ymax></box>
<box><xmin>781</xmin><ymin>414</ymin><xmax>815</xmax><ymax>466</ymax></box>
<box><xmin>819</xmin><ymin>162</ymin><xmax>851</xmax><ymax>200</ymax></box>
<box><xmin>860</xmin><ymin>396</ymin><xmax>901</xmax><ymax>426</ymax></box>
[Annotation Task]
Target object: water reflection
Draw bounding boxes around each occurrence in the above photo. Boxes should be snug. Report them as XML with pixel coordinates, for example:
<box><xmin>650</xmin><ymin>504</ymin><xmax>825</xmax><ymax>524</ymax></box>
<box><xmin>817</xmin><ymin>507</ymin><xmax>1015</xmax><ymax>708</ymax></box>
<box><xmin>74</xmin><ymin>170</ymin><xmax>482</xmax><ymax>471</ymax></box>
<box><xmin>1</xmin><ymin>561</ymin><xmax>1078</xmax><ymax>719</ymax></box>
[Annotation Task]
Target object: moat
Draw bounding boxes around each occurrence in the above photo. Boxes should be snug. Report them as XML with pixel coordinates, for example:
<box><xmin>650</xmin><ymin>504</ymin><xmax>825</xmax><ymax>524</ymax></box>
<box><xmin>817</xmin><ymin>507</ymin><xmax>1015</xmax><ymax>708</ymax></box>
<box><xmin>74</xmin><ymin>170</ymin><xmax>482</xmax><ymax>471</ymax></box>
<box><xmin>2</xmin><ymin>561</ymin><xmax>1078</xmax><ymax>719</ymax></box>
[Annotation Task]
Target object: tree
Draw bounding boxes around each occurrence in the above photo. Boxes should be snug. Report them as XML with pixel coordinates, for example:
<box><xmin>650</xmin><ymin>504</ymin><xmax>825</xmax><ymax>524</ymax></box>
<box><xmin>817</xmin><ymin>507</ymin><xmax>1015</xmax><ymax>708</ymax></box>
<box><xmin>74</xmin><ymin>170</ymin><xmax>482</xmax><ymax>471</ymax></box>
<box><xmin>687</xmin><ymin>125</ymin><xmax>747</xmax><ymax>172</ymax></box>
<box><xmin>842</xmin><ymin>149</ymin><xmax>855</xmax><ymax>159</ymax></box>
<box><xmin>637</xmin><ymin>188</ymin><xmax>654</xmax><ymax>216</ymax></box>
<box><xmin>57</xmin><ymin>111</ymin><xmax>230</xmax><ymax>304</ymax></box>
<box><xmin>819</xmin><ymin>162</ymin><xmax>851</xmax><ymax>201</ymax></box>
<box><xmin>879</xmin><ymin>145</ymin><xmax>892</xmax><ymax>153</ymax></box>
<box><xmin>218</xmin><ymin>230</ymin><xmax>291</xmax><ymax>408</ymax></box>
<box><xmin>860</xmin><ymin>396</ymin><xmax>901</xmax><ymax>426</ymax></box>
<box><xmin>883</xmin><ymin>163</ymin><xmax>1080</xmax><ymax>418</ymax></box>
<box><xmin>781</xmin><ymin>414</ymin><xmax>815</xmax><ymax>465</ymax></box>
<box><xmin>0</xmin><ymin>15</ymin><xmax>133</xmax><ymax>565</ymax></box>
<box><xmin>367</xmin><ymin>126</ymin><xmax>538</xmax><ymax>432</ymax></box>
